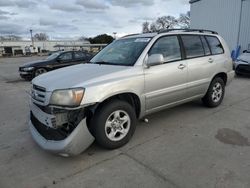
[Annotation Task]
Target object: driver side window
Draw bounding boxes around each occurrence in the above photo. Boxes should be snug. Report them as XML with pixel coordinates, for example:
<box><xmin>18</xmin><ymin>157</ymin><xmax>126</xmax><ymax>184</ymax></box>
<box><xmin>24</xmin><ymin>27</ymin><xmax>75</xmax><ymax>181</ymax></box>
<box><xmin>59</xmin><ymin>52</ymin><xmax>72</xmax><ymax>61</ymax></box>
<box><xmin>149</xmin><ymin>36</ymin><xmax>181</xmax><ymax>63</ymax></box>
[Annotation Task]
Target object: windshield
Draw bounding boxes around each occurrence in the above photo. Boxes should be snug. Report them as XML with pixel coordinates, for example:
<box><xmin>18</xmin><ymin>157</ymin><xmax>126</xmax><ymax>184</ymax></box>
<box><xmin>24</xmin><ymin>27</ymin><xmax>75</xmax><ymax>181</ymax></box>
<box><xmin>90</xmin><ymin>37</ymin><xmax>151</xmax><ymax>66</ymax></box>
<box><xmin>46</xmin><ymin>52</ymin><xmax>61</xmax><ymax>60</ymax></box>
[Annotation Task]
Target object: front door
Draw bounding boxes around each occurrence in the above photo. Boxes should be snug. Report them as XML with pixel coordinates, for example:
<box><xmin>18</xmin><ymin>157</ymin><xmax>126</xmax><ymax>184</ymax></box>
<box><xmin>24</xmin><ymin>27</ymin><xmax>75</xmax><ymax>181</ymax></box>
<box><xmin>144</xmin><ymin>35</ymin><xmax>188</xmax><ymax>113</ymax></box>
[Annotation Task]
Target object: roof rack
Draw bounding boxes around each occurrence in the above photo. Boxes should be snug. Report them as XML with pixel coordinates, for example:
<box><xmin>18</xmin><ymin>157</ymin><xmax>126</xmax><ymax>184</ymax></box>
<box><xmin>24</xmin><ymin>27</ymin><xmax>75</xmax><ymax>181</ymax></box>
<box><xmin>158</xmin><ymin>29</ymin><xmax>218</xmax><ymax>34</ymax></box>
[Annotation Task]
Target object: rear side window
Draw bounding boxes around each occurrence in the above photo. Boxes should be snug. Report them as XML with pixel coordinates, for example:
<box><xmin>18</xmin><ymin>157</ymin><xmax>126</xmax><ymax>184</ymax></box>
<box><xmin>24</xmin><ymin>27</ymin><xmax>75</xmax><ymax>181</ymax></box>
<box><xmin>205</xmin><ymin>36</ymin><xmax>224</xmax><ymax>55</ymax></box>
<box><xmin>74</xmin><ymin>51</ymin><xmax>86</xmax><ymax>59</ymax></box>
<box><xmin>201</xmin><ymin>36</ymin><xmax>211</xmax><ymax>55</ymax></box>
<box><xmin>181</xmin><ymin>35</ymin><xmax>204</xmax><ymax>58</ymax></box>
<box><xmin>149</xmin><ymin>35</ymin><xmax>181</xmax><ymax>62</ymax></box>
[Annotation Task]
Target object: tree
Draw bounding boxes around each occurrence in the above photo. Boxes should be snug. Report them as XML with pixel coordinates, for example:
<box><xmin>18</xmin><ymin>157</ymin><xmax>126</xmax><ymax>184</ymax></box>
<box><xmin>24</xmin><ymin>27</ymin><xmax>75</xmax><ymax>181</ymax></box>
<box><xmin>150</xmin><ymin>23</ymin><xmax>158</xmax><ymax>32</ymax></box>
<box><xmin>88</xmin><ymin>34</ymin><xmax>114</xmax><ymax>44</ymax></box>
<box><xmin>141</xmin><ymin>12</ymin><xmax>190</xmax><ymax>33</ymax></box>
<box><xmin>78</xmin><ymin>36</ymin><xmax>88</xmax><ymax>41</ymax></box>
<box><xmin>34</xmin><ymin>33</ymin><xmax>49</xmax><ymax>41</ymax></box>
<box><xmin>155</xmin><ymin>16</ymin><xmax>178</xmax><ymax>31</ymax></box>
<box><xmin>178</xmin><ymin>11</ymin><xmax>190</xmax><ymax>29</ymax></box>
<box><xmin>142</xmin><ymin>21</ymin><xmax>150</xmax><ymax>33</ymax></box>
<box><xmin>141</xmin><ymin>15</ymin><xmax>178</xmax><ymax>33</ymax></box>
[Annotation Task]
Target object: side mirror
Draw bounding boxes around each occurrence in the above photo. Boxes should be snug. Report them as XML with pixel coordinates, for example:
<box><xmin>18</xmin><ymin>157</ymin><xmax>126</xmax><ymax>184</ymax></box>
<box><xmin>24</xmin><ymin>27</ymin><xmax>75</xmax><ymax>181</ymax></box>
<box><xmin>147</xmin><ymin>54</ymin><xmax>164</xmax><ymax>67</ymax></box>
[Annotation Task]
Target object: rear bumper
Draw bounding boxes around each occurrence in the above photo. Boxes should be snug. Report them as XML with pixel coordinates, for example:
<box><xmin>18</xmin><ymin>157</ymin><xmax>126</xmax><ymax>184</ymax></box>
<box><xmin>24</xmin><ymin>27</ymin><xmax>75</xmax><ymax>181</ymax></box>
<box><xmin>29</xmin><ymin>103</ymin><xmax>94</xmax><ymax>156</ymax></box>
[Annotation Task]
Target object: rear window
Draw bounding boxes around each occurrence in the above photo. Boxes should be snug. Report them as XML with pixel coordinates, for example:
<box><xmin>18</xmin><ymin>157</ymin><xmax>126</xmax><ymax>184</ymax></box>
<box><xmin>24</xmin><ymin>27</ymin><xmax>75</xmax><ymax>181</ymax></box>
<box><xmin>205</xmin><ymin>36</ymin><xmax>224</xmax><ymax>55</ymax></box>
<box><xmin>181</xmin><ymin>35</ymin><xmax>204</xmax><ymax>58</ymax></box>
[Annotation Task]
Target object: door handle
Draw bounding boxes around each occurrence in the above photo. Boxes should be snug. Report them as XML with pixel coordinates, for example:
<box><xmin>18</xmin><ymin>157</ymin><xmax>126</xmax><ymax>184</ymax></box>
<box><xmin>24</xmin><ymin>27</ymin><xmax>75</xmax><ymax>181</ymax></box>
<box><xmin>208</xmin><ymin>58</ymin><xmax>214</xmax><ymax>63</ymax></box>
<box><xmin>178</xmin><ymin>64</ymin><xmax>186</xmax><ymax>70</ymax></box>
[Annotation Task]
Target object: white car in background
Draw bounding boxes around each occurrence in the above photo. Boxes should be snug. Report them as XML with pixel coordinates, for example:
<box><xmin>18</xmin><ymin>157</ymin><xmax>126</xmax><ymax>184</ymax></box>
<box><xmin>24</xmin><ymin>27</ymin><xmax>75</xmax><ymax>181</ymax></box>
<box><xmin>235</xmin><ymin>51</ymin><xmax>250</xmax><ymax>76</ymax></box>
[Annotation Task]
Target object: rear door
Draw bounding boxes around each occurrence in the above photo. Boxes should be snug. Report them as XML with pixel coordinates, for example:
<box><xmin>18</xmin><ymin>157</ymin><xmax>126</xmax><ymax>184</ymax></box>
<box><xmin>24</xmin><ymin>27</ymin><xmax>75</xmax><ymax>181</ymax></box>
<box><xmin>181</xmin><ymin>35</ymin><xmax>218</xmax><ymax>98</ymax></box>
<box><xmin>73</xmin><ymin>51</ymin><xmax>88</xmax><ymax>64</ymax></box>
<box><xmin>54</xmin><ymin>52</ymin><xmax>74</xmax><ymax>69</ymax></box>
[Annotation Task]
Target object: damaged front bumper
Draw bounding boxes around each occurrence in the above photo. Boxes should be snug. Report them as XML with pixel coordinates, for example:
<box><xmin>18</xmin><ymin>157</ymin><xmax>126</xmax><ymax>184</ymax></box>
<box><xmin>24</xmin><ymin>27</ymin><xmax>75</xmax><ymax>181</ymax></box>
<box><xmin>29</xmin><ymin>102</ymin><xmax>94</xmax><ymax>156</ymax></box>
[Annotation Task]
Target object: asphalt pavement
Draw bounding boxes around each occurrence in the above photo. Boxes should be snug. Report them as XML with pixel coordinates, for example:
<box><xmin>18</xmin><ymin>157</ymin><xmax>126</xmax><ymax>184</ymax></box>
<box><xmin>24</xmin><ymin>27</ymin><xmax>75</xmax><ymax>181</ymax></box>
<box><xmin>0</xmin><ymin>57</ymin><xmax>250</xmax><ymax>188</ymax></box>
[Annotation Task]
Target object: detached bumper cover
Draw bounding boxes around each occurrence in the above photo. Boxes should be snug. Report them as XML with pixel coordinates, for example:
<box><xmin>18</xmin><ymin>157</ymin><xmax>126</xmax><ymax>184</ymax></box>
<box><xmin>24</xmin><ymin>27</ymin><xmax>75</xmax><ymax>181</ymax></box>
<box><xmin>29</xmin><ymin>102</ymin><xmax>94</xmax><ymax>156</ymax></box>
<box><xmin>29</xmin><ymin>118</ymin><xmax>94</xmax><ymax>156</ymax></box>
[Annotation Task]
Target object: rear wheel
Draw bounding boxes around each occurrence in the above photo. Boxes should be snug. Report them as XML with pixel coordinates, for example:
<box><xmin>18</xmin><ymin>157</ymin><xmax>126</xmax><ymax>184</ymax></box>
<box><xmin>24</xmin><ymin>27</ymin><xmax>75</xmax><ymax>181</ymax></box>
<box><xmin>34</xmin><ymin>68</ymin><xmax>47</xmax><ymax>77</ymax></box>
<box><xmin>90</xmin><ymin>100</ymin><xmax>136</xmax><ymax>149</ymax></box>
<box><xmin>202</xmin><ymin>77</ymin><xmax>225</xmax><ymax>108</ymax></box>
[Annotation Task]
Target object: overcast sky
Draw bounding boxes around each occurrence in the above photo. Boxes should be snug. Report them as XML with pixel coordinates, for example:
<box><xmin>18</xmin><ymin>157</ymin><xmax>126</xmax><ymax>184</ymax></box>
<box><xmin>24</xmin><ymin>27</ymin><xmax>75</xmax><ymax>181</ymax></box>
<box><xmin>0</xmin><ymin>0</ymin><xmax>189</xmax><ymax>39</ymax></box>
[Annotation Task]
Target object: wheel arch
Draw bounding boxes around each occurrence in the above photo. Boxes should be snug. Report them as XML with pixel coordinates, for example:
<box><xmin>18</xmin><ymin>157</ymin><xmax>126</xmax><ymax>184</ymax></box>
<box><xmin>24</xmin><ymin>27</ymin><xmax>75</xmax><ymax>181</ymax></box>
<box><xmin>86</xmin><ymin>92</ymin><xmax>142</xmax><ymax>120</ymax></box>
<box><xmin>100</xmin><ymin>92</ymin><xmax>141</xmax><ymax>118</ymax></box>
<box><xmin>212</xmin><ymin>72</ymin><xmax>227</xmax><ymax>85</ymax></box>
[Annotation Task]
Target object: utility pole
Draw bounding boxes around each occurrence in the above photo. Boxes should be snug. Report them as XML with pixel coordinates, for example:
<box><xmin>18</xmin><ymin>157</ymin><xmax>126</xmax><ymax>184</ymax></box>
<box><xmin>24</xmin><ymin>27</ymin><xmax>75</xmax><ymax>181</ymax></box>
<box><xmin>236</xmin><ymin>0</ymin><xmax>244</xmax><ymax>48</ymax></box>
<box><xmin>30</xmin><ymin>29</ymin><xmax>34</xmax><ymax>47</ymax></box>
<box><xmin>113</xmin><ymin>32</ymin><xmax>117</xmax><ymax>39</ymax></box>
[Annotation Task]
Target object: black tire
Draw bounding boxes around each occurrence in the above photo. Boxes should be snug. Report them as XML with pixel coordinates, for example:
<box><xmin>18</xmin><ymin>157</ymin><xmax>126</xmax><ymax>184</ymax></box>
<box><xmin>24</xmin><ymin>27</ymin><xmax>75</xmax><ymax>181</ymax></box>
<box><xmin>34</xmin><ymin>68</ymin><xmax>47</xmax><ymax>77</ymax></box>
<box><xmin>90</xmin><ymin>99</ymin><xmax>136</xmax><ymax>149</ymax></box>
<box><xmin>202</xmin><ymin>77</ymin><xmax>225</xmax><ymax>108</ymax></box>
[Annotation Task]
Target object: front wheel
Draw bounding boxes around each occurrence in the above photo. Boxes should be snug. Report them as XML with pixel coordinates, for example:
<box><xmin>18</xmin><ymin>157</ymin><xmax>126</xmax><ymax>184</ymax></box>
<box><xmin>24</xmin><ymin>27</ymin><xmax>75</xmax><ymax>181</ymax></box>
<box><xmin>90</xmin><ymin>100</ymin><xmax>136</xmax><ymax>149</ymax></box>
<box><xmin>34</xmin><ymin>68</ymin><xmax>47</xmax><ymax>77</ymax></box>
<box><xmin>202</xmin><ymin>77</ymin><xmax>225</xmax><ymax>108</ymax></box>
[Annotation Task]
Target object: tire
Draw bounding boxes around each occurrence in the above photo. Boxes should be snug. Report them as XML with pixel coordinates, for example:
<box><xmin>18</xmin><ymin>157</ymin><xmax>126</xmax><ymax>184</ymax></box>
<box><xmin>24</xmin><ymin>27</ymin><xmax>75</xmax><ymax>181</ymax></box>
<box><xmin>90</xmin><ymin>99</ymin><xmax>136</xmax><ymax>149</ymax></box>
<box><xmin>202</xmin><ymin>77</ymin><xmax>225</xmax><ymax>108</ymax></box>
<box><xmin>34</xmin><ymin>68</ymin><xmax>47</xmax><ymax>77</ymax></box>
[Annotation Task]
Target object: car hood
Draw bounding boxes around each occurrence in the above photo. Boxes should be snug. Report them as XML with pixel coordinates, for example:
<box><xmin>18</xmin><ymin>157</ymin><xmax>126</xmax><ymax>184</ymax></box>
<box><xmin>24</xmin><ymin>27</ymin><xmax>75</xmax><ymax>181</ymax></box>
<box><xmin>21</xmin><ymin>59</ymin><xmax>50</xmax><ymax>67</ymax></box>
<box><xmin>237</xmin><ymin>53</ymin><xmax>250</xmax><ymax>64</ymax></box>
<box><xmin>32</xmin><ymin>64</ymin><xmax>135</xmax><ymax>91</ymax></box>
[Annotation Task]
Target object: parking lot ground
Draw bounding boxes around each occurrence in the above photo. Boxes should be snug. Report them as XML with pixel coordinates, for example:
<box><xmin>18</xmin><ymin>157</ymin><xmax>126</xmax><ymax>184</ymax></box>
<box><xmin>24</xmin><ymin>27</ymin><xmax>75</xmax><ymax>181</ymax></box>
<box><xmin>0</xmin><ymin>57</ymin><xmax>250</xmax><ymax>188</ymax></box>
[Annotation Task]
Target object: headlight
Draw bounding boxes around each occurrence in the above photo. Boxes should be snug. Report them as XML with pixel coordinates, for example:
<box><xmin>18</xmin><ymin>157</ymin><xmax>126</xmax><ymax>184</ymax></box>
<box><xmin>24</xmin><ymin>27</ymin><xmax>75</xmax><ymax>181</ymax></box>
<box><xmin>50</xmin><ymin>88</ymin><xmax>85</xmax><ymax>107</ymax></box>
<box><xmin>23</xmin><ymin>67</ymin><xmax>34</xmax><ymax>71</ymax></box>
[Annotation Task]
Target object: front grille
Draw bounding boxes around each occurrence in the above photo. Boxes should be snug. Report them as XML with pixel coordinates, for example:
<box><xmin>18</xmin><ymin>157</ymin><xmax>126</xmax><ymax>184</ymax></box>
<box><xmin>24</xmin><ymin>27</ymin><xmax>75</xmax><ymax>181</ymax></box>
<box><xmin>33</xmin><ymin>84</ymin><xmax>46</xmax><ymax>92</ymax></box>
<box><xmin>31</xmin><ymin>112</ymin><xmax>68</xmax><ymax>141</ymax></box>
<box><xmin>31</xmin><ymin>84</ymin><xmax>46</xmax><ymax>104</ymax></box>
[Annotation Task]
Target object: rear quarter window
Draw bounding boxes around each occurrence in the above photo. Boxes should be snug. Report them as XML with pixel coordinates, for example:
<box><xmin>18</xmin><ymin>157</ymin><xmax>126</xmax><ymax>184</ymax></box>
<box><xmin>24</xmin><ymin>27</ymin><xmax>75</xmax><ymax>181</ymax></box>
<box><xmin>205</xmin><ymin>36</ymin><xmax>224</xmax><ymax>55</ymax></box>
<box><xmin>201</xmin><ymin>36</ymin><xmax>211</xmax><ymax>55</ymax></box>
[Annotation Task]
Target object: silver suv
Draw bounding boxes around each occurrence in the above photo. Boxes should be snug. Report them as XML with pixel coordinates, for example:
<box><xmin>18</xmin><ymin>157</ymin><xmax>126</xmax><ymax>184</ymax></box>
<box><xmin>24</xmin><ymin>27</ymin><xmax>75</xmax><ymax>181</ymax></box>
<box><xmin>29</xmin><ymin>29</ymin><xmax>234</xmax><ymax>156</ymax></box>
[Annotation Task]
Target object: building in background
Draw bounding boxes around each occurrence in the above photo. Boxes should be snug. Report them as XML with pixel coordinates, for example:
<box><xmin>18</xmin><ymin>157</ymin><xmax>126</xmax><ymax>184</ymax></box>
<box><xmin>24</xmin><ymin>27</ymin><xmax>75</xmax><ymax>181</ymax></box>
<box><xmin>190</xmin><ymin>0</ymin><xmax>250</xmax><ymax>52</ymax></box>
<box><xmin>0</xmin><ymin>40</ymin><xmax>90</xmax><ymax>56</ymax></box>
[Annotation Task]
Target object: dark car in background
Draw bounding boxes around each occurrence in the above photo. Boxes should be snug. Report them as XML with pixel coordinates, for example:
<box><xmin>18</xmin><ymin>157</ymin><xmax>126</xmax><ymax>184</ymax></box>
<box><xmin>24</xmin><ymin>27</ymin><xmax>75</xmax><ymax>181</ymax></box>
<box><xmin>234</xmin><ymin>51</ymin><xmax>250</xmax><ymax>76</ymax></box>
<box><xmin>19</xmin><ymin>51</ymin><xmax>93</xmax><ymax>80</ymax></box>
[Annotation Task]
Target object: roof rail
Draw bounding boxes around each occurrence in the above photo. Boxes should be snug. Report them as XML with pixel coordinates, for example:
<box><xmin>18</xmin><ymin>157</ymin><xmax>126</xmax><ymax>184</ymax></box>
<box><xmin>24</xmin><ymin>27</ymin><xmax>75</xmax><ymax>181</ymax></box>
<box><xmin>158</xmin><ymin>29</ymin><xmax>218</xmax><ymax>34</ymax></box>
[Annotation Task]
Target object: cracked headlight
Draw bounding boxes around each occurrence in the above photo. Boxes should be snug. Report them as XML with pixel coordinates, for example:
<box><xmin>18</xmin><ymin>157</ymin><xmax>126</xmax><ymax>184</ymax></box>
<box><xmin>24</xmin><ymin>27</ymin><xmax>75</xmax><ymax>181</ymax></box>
<box><xmin>50</xmin><ymin>88</ymin><xmax>84</xmax><ymax>107</ymax></box>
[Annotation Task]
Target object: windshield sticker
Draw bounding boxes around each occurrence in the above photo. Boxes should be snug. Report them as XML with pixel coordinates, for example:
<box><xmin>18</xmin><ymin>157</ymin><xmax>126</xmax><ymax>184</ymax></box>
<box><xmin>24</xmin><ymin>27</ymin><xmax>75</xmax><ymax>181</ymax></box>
<box><xmin>134</xmin><ymin>38</ymin><xmax>151</xmax><ymax>43</ymax></box>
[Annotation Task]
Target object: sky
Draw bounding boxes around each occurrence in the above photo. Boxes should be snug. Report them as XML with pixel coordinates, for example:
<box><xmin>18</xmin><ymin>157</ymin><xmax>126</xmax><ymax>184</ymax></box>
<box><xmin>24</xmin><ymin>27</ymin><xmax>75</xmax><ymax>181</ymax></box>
<box><xmin>0</xmin><ymin>0</ymin><xmax>190</xmax><ymax>39</ymax></box>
